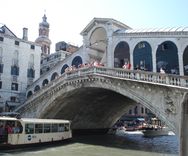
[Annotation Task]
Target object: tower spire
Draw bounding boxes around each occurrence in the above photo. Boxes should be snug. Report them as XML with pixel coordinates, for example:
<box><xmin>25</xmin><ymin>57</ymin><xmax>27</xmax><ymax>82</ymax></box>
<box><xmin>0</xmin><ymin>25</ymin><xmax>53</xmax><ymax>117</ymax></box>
<box><xmin>35</xmin><ymin>14</ymin><xmax>51</xmax><ymax>56</ymax></box>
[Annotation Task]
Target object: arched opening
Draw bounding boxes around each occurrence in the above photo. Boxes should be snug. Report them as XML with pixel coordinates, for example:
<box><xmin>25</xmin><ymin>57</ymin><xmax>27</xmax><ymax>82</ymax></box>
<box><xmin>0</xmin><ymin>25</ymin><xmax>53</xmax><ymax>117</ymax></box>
<box><xmin>34</xmin><ymin>85</ymin><xmax>40</xmax><ymax>92</ymax></box>
<box><xmin>88</xmin><ymin>27</ymin><xmax>107</xmax><ymax>64</ymax></box>
<box><xmin>183</xmin><ymin>46</ymin><xmax>188</xmax><ymax>76</ymax></box>
<box><xmin>114</xmin><ymin>41</ymin><xmax>130</xmax><ymax>68</ymax></box>
<box><xmin>72</xmin><ymin>56</ymin><xmax>83</xmax><ymax>68</ymax></box>
<box><xmin>42</xmin><ymin>79</ymin><xmax>49</xmax><ymax>86</ymax></box>
<box><xmin>61</xmin><ymin>64</ymin><xmax>69</xmax><ymax>74</ymax></box>
<box><xmin>133</xmin><ymin>41</ymin><xmax>153</xmax><ymax>71</ymax></box>
<box><xmin>156</xmin><ymin>41</ymin><xmax>179</xmax><ymax>74</ymax></box>
<box><xmin>51</xmin><ymin>72</ymin><xmax>59</xmax><ymax>81</ymax></box>
<box><xmin>27</xmin><ymin>91</ymin><xmax>33</xmax><ymax>98</ymax></box>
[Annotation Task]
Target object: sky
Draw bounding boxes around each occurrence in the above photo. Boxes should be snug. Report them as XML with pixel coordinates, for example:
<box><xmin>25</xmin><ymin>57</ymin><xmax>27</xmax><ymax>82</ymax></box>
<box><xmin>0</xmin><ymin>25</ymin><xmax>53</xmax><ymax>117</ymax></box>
<box><xmin>0</xmin><ymin>0</ymin><xmax>188</xmax><ymax>52</ymax></box>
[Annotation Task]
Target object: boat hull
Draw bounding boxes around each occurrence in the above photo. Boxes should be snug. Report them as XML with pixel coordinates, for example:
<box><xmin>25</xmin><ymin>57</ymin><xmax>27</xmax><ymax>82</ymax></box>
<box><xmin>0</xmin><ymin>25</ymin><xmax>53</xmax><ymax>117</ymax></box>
<box><xmin>143</xmin><ymin>129</ymin><xmax>169</xmax><ymax>137</ymax></box>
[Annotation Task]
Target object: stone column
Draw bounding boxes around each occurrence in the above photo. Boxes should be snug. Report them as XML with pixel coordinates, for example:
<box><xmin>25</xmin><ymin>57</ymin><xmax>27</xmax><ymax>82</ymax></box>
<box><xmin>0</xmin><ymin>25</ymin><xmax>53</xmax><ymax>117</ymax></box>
<box><xmin>180</xmin><ymin>95</ymin><xmax>188</xmax><ymax>156</ymax></box>
<box><xmin>106</xmin><ymin>37</ymin><xmax>113</xmax><ymax>68</ymax></box>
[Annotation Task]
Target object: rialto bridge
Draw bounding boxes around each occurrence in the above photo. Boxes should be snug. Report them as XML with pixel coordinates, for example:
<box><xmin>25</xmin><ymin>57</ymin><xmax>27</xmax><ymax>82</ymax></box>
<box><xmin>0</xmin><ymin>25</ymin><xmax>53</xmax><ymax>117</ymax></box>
<box><xmin>15</xmin><ymin>18</ymin><xmax>188</xmax><ymax>156</ymax></box>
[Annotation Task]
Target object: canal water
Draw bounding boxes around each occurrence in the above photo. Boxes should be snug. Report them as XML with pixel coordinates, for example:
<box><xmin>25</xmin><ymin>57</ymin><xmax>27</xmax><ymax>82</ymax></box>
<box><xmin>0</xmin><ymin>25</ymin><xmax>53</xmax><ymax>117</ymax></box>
<box><xmin>0</xmin><ymin>133</ymin><xmax>179</xmax><ymax>156</ymax></box>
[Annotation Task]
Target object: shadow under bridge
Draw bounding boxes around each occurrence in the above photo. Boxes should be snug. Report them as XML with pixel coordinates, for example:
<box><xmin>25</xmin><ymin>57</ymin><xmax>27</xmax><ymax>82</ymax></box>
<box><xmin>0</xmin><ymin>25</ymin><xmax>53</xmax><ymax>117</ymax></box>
<box><xmin>41</xmin><ymin>87</ymin><xmax>135</xmax><ymax>134</ymax></box>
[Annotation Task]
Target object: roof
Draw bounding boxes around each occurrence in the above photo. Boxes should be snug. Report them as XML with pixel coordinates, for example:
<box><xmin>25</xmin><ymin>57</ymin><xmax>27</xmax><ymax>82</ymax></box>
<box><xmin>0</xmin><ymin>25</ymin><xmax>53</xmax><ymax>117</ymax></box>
<box><xmin>80</xmin><ymin>17</ymin><xmax>132</xmax><ymax>35</ymax></box>
<box><xmin>114</xmin><ymin>26</ymin><xmax>188</xmax><ymax>34</ymax></box>
<box><xmin>0</xmin><ymin>116</ymin><xmax>70</xmax><ymax>123</ymax></box>
<box><xmin>20</xmin><ymin>118</ymin><xmax>70</xmax><ymax>124</ymax></box>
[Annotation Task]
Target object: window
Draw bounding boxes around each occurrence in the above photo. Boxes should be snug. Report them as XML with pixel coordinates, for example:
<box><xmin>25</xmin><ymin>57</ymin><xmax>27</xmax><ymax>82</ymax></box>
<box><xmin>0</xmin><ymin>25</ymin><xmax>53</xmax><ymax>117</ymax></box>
<box><xmin>129</xmin><ymin>109</ymin><xmax>132</xmax><ymax>115</ymax></box>
<box><xmin>0</xmin><ymin>81</ymin><xmax>2</xmax><ymax>89</ymax></box>
<box><xmin>11</xmin><ymin>65</ymin><xmax>19</xmax><ymax>75</ymax></box>
<box><xmin>35</xmin><ymin>124</ymin><xmax>43</xmax><ymax>133</ymax></box>
<box><xmin>11</xmin><ymin>83</ymin><xmax>18</xmax><ymax>91</ymax></box>
<box><xmin>27</xmin><ymin>68</ymin><xmax>35</xmax><ymax>78</ymax></box>
<box><xmin>0</xmin><ymin>37</ymin><xmax>4</xmax><ymax>42</ymax></box>
<box><xmin>0</xmin><ymin>64</ymin><xmax>3</xmax><ymax>73</ymax></box>
<box><xmin>52</xmin><ymin>124</ymin><xmax>58</xmax><ymax>133</ymax></box>
<box><xmin>64</xmin><ymin>123</ymin><xmax>70</xmax><ymax>131</ymax></box>
<box><xmin>25</xmin><ymin>123</ymin><xmax>34</xmax><ymax>134</ymax></box>
<box><xmin>30</xmin><ymin>45</ymin><xmax>35</xmax><ymax>50</ymax></box>
<box><xmin>15</xmin><ymin>41</ymin><xmax>19</xmax><ymax>46</ymax></box>
<box><xmin>44</xmin><ymin>124</ymin><xmax>51</xmax><ymax>133</ymax></box>
<box><xmin>145</xmin><ymin>108</ymin><xmax>148</xmax><ymax>114</ymax></box>
<box><xmin>141</xmin><ymin>107</ymin><xmax>144</xmax><ymax>114</ymax></box>
<box><xmin>58</xmin><ymin>124</ymin><xmax>65</xmax><ymax>132</ymax></box>
<box><xmin>10</xmin><ymin>96</ymin><xmax>16</xmax><ymax>102</ymax></box>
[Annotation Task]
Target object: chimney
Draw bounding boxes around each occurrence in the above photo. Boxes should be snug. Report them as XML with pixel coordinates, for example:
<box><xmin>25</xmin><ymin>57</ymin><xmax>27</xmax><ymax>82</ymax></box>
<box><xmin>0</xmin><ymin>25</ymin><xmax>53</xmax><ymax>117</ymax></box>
<box><xmin>22</xmin><ymin>27</ymin><xmax>28</xmax><ymax>41</ymax></box>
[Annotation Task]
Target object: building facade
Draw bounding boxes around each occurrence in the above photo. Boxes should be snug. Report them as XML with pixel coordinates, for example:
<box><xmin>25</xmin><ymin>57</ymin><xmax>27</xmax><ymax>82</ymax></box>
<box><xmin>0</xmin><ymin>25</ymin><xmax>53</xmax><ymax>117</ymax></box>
<box><xmin>0</xmin><ymin>24</ymin><xmax>41</xmax><ymax>112</ymax></box>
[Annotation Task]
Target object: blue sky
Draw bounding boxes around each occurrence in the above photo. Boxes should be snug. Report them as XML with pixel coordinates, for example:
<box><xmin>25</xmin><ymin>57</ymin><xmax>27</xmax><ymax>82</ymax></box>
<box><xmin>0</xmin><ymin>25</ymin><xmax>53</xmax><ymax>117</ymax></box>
<box><xmin>0</xmin><ymin>0</ymin><xmax>188</xmax><ymax>51</ymax></box>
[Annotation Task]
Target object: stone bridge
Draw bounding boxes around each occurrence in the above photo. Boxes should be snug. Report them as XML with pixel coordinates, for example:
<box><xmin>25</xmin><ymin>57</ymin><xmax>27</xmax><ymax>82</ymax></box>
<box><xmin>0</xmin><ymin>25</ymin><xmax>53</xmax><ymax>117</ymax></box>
<box><xmin>16</xmin><ymin>67</ymin><xmax>188</xmax><ymax>155</ymax></box>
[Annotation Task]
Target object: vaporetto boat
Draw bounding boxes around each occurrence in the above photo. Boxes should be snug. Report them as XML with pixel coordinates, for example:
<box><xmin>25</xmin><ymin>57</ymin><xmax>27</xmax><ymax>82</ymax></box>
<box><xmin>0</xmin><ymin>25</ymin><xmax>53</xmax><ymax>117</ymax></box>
<box><xmin>0</xmin><ymin>116</ymin><xmax>72</xmax><ymax>149</ymax></box>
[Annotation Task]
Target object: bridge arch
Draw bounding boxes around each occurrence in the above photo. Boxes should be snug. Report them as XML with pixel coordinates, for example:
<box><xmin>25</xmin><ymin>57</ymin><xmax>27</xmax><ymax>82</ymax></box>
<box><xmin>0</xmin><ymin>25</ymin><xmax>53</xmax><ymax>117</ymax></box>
<box><xmin>51</xmin><ymin>72</ymin><xmax>59</xmax><ymax>81</ymax></box>
<box><xmin>156</xmin><ymin>41</ymin><xmax>179</xmax><ymax>74</ymax></box>
<box><xmin>133</xmin><ymin>41</ymin><xmax>153</xmax><ymax>71</ymax></box>
<box><xmin>34</xmin><ymin>85</ymin><xmax>40</xmax><ymax>92</ymax></box>
<box><xmin>114</xmin><ymin>41</ymin><xmax>130</xmax><ymax>68</ymax></box>
<box><xmin>25</xmin><ymin>74</ymin><xmax>179</xmax><ymax>133</ymax></box>
<box><xmin>42</xmin><ymin>79</ymin><xmax>49</xmax><ymax>86</ymax></box>
<box><xmin>183</xmin><ymin>46</ymin><xmax>188</xmax><ymax>76</ymax></box>
<box><xmin>61</xmin><ymin>64</ymin><xmax>69</xmax><ymax>74</ymax></box>
<box><xmin>72</xmin><ymin>56</ymin><xmax>83</xmax><ymax>68</ymax></box>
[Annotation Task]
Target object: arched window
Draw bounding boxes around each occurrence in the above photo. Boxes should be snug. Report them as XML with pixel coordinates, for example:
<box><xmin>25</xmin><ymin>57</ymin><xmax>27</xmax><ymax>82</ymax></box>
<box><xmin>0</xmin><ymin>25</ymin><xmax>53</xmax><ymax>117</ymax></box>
<box><xmin>42</xmin><ymin>79</ymin><xmax>49</xmax><ymax>86</ymax></box>
<box><xmin>51</xmin><ymin>72</ymin><xmax>59</xmax><ymax>81</ymax></box>
<box><xmin>114</xmin><ymin>41</ymin><xmax>130</xmax><ymax>68</ymax></box>
<box><xmin>61</xmin><ymin>64</ymin><xmax>69</xmax><ymax>74</ymax></box>
<box><xmin>156</xmin><ymin>41</ymin><xmax>179</xmax><ymax>74</ymax></box>
<box><xmin>72</xmin><ymin>56</ymin><xmax>82</xmax><ymax>68</ymax></box>
<box><xmin>133</xmin><ymin>41</ymin><xmax>153</xmax><ymax>71</ymax></box>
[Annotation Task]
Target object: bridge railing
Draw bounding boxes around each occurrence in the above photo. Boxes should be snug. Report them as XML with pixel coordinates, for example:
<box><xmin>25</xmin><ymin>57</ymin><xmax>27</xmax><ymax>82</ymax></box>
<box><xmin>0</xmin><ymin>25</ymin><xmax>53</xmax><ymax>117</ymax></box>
<box><xmin>65</xmin><ymin>66</ymin><xmax>188</xmax><ymax>88</ymax></box>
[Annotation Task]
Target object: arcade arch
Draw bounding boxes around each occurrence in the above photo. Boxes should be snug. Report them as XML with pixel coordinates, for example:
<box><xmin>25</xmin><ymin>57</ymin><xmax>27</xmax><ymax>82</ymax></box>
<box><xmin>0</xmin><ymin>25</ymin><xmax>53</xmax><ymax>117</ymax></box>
<box><xmin>88</xmin><ymin>27</ymin><xmax>107</xmax><ymax>63</ymax></box>
<box><xmin>51</xmin><ymin>72</ymin><xmax>59</xmax><ymax>81</ymax></box>
<box><xmin>156</xmin><ymin>41</ymin><xmax>179</xmax><ymax>74</ymax></box>
<box><xmin>114</xmin><ymin>41</ymin><xmax>130</xmax><ymax>68</ymax></box>
<box><xmin>27</xmin><ymin>91</ymin><xmax>33</xmax><ymax>98</ymax></box>
<box><xmin>42</xmin><ymin>79</ymin><xmax>49</xmax><ymax>86</ymax></box>
<box><xmin>61</xmin><ymin>64</ymin><xmax>69</xmax><ymax>74</ymax></box>
<box><xmin>183</xmin><ymin>46</ymin><xmax>188</xmax><ymax>76</ymax></box>
<box><xmin>72</xmin><ymin>56</ymin><xmax>83</xmax><ymax>68</ymax></box>
<box><xmin>34</xmin><ymin>85</ymin><xmax>40</xmax><ymax>92</ymax></box>
<box><xmin>133</xmin><ymin>41</ymin><xmax>153</xmax><ymax>71</ymax></box>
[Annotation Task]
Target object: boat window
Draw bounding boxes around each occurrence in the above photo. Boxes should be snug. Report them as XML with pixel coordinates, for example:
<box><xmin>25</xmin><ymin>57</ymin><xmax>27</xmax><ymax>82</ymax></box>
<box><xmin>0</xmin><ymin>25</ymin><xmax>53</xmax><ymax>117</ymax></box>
<box><xmin>58</xmin><ymin>124</ymin><xmax>65</xmax><ymax>132</ymax></box>
<box><xmin>64</xmin><ymin>123</ymin><xmax>70</xmax><ymax>131</ymax></box>
<box><xmin>35</xmin><ymin>124</ymin><xmax>43</xmax><ymax>133</ymax></box>
<box><xmin>44</xmin><ymin>124</ymin><xmax>51</xmax><ymax>133</ymax></box>
<box><xmin>25</xmin><ymin>123</ymin><xmax>34</xmax><ymax>134</ymax></box>
<box><xmin>52</xmin><ymin>124</ymin><xmax>58</xmax><ymax>133</ymax></box>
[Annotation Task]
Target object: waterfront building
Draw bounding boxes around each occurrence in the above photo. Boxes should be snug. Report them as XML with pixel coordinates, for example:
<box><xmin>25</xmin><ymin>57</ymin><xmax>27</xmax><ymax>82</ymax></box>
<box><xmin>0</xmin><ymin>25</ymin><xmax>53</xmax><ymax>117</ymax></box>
<box><xmin>0</xmin><ymin>24</ymin><xmax>41</xmax><ymax>112</ymax></box>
